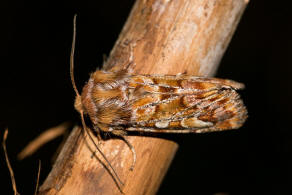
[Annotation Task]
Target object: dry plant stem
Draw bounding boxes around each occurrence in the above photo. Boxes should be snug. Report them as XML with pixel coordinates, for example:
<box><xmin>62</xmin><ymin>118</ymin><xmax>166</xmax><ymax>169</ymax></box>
<box><xmin>18</xmin><ymin>122</ymin><xmax>70</xmax><ymax>160</ymax></box>
<box><xmin>39</xmin><ymin>0</ymin><xmax>248</xmax><ymax>194</ymax></box>
<box><xmin>2</xmin><ymin>129</ymin><xmax>20</xmax><ymax>195</ymax></box>
<box><xmin>34</xmin><ymin>160</ymin><xmax>42</xmax><ymax>195</ymax></box>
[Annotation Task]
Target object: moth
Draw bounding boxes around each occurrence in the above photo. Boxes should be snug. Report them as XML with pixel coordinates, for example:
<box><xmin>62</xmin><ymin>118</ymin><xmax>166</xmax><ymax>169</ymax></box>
<box><xmin>74</xmin><ymin>70</ymin><xmax>247</xmax><ymax>137</ymax></box>
<box><xmin>70</xmin><ymin>15</ymin><xmax>247</xmax><ymax>144</ymax></box>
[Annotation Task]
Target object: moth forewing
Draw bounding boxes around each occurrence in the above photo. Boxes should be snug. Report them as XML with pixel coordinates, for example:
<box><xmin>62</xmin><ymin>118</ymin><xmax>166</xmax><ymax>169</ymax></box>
<box><xmin>78</xmin><ymin>70</ymin><xmax>247</xmax><ymax>136</ymax></box>
<box><xmin>125</xmin><ymin>74</ymin><xmax>247</xmax><ymax>133</ymax></box>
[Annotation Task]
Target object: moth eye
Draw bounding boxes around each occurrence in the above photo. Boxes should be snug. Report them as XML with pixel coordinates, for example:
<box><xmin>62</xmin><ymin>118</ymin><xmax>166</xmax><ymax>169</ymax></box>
<box><xmin>155</xmin><ymin>121</ymin><xmax>170</xmax><ymax>128</ymax></box>
<box><xmin>181</xmin><ymin>117</ymin><xmax>213</xmax><ymax>128</ymax></box>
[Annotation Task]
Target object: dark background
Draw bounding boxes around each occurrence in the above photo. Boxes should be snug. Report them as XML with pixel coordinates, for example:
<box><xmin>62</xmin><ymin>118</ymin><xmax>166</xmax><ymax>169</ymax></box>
<box><xmin>1</xmin><ymin>0</ymin><xmax>291</xmax><ymax>194</ymax></box>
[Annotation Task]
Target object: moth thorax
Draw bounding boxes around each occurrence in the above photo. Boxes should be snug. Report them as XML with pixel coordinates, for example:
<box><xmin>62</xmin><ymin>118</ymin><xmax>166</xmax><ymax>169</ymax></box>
<box><xmin>74</xmin><ymin>95</ymin><xmax>83</xmax><ymax>114</ymax></box>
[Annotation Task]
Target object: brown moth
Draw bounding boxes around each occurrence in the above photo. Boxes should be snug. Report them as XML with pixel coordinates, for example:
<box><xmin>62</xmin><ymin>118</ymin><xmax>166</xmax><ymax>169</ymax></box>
<box><xmin>70</xmin><ymin>16</ymin><xmax>247</xmax><ymax>146</ymax></box>
<box><xmin>74</xmin><ymin>70</ymin><xmax>247</xmax><ymax>137</ymax></box>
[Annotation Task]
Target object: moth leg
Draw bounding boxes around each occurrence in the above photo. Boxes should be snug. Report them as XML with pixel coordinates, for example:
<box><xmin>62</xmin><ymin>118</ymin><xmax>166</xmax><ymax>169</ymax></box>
<box><xmin>122</xmin><ymin>136</ymin><xmax>136</xmax><ymax>171</ymax></box>
<box><xmin>102</xmin><ymin>53</ymin><xmax>108</xmax><ymax>67</ymax></box>
<box><xmin>123</xmin><ymin>40</ymin><xmax>137</xmax><ymax>73</ymax></box>
<box><xmin>96</xmin><ymin>132</ymin><xmax>102</xmax><ymax>144</ymax></box>
<box><xmin>88</xmin><ymin>126</ymin><xmax>102</xmax><ymax>160</ymax></box>
<box><xmin>94</xmin><ymin>125</ymin><xmax>106</xmax><ymax>146</ymax></box>
<box><xmin>112</xmin><ymin>130</ymin><xmax>136</xmax><ymax>171</ymax></box>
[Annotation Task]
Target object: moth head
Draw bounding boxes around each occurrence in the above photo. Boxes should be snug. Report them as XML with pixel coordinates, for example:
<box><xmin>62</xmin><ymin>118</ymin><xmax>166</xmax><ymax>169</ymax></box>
<box><xmin>70</xmin><ymin>15</ymin><xmax>87</xmax><ymax>120</ymax></box>
<box><xmin>74</xmin><ymin>95</ymin><xmax>83</xmax><ymax>114</ymax></box>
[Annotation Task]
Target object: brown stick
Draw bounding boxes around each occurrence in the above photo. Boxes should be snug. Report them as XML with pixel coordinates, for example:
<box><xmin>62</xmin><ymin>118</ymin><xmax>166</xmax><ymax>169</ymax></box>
<box><xmin>17</xmin><ymin>122</ymin><xmax>70</xmax><ymax>160</ymax></box>
<box><xmin>39</xmin><ymin>0</ymin><xmax>248</xmax><ymax>194</ymax></box>
<box><xmin>3</xmin><ymin>129</ymin><xmax>20</xmax><ymax>195</ymax></box>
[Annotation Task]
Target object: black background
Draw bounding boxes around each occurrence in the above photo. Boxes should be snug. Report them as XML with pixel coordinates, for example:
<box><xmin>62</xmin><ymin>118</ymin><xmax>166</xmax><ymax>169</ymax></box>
<box><xmin>1</xmin><ymin>0</ymin><xmax>291</xmax><ymax>194</ymax></box>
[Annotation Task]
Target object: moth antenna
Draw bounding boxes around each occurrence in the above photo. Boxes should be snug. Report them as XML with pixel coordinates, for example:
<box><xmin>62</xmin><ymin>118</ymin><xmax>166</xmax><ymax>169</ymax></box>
<box><xmin>70</xmin><ymin>14</ymin><xmax>80</xmax><ymax>97</ymax></box>
<box><xmin>70</xmin><ymin>14</ymin><xmax>124</xmax><ymax>187</ymax></box>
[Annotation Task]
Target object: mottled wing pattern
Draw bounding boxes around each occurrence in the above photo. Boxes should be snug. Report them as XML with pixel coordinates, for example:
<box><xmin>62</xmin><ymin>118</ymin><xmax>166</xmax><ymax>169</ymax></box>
<box><xmin>125</xmin><ymin>75</ymin><xmax>247</xmax><ymax>133</ymax></box>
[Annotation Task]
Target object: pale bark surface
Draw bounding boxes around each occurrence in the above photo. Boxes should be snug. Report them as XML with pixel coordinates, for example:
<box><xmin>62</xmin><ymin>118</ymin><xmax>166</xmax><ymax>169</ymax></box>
<box><xmin>39</xmin><ymin>0</ymin><xmax>248</xmax><ymax>194</ymax></box>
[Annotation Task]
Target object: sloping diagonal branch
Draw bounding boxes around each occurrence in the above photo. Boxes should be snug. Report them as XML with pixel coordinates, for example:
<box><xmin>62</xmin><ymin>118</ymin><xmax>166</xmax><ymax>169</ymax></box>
<box><xmin>39</xmin><ymin>0</ymin><xmax>248</xmax><ymax>194</ymax></box>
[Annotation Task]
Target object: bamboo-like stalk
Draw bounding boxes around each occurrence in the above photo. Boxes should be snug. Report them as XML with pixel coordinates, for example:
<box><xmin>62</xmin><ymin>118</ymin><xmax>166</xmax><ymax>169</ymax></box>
<box><xmin>39</xmin><ymin>0</ymin><xmax>248</xmax><ymax>194</ymax></box>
